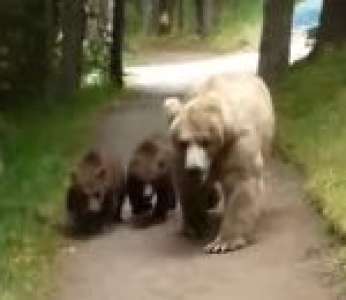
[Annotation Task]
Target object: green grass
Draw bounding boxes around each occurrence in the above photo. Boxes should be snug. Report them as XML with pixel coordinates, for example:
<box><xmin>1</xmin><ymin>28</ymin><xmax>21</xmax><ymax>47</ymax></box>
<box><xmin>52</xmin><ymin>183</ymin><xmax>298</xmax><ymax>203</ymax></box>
<box><xmin>210</xmin><ymin>0</ymin><xmax>263</xmax><ymax>51</ymax></box>
<box><xmin>0</xmin><ymin>87</ymin><xmax>118</xmax><ymax>300</ymax></box>
<box><xmin>126</xmin><ymin>0</ymin><xmax>263</xmax><ymax>57</ymax></box>
<box><xmin>275</xmin><ymin>50</ymin><xmax>346</xmax><ymax>237</ymax></box>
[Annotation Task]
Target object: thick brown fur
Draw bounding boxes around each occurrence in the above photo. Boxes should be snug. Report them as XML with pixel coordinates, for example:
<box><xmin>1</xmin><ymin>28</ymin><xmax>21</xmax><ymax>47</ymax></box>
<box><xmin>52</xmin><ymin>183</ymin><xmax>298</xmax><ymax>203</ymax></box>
<box><xmin>127</xmin><ymin>134</ymin><xmax>176</xmax><ymax>225</ymax></box>
<box><xmin>66</xmin><ymin>148</ymin><xmax>126</xmax><ymax>235</ymax></box>
<box><xmin>164</xmin><ymin>74</ymin><xmax>275</xmax><ymax>253</ymax></box>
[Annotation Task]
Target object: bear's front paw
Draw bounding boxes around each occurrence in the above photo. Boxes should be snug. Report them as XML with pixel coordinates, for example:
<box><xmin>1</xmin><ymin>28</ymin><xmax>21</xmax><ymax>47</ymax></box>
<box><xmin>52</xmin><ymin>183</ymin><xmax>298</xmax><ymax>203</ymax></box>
<box><xmin>204</xmin><ymin>236</ymin><xmax>247</xmax><ymax>254</ymax></box>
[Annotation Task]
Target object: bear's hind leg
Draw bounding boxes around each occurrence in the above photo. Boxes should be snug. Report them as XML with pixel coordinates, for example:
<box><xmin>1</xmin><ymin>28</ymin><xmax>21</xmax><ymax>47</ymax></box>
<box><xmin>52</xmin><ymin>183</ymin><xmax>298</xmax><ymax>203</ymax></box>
<box><xmin>167</xmin><ymin>183</ymin><xmax>176</xmax><ymax>211</ymax></box>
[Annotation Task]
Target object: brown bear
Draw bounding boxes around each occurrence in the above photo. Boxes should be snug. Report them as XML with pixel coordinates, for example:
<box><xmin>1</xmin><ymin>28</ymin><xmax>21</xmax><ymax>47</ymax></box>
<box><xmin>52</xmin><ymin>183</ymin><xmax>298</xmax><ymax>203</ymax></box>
<box><xmin>66</xmin><ymin>149</ymin><xmax>126</xmax><ymax>235</ymax></box>
<box><xmin>164</xmin><ymin>73</ymin><xmax>275</xmax><ymax>254</ymax></box>
<box><xmin>127</xmin><ymin>134</ymin><xmax>176</xmax><ymax>226</ymax></box>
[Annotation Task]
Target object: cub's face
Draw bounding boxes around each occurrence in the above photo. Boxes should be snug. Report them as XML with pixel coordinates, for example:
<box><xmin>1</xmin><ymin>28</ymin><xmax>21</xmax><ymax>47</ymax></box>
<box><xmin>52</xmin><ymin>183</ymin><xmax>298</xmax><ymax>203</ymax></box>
<box><xmin>71</xmin><ymin>152</ymin><xmax>109</xmax><ymax>213</ymax></box>
<box><xmin>165</xmin><ymin>97</ymin><xmax>224</xmax><ymax>182</ymax></box>
<box><xmin>130</xmin><ymin>150</ymin><xmax>171</xmax><ymax>182</ymax></box>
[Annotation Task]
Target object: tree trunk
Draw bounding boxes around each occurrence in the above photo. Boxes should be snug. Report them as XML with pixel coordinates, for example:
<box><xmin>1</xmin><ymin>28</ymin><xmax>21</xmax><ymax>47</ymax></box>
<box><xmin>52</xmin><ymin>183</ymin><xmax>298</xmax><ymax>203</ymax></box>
<box><xmin>110</xmin><ymin>0</ymin><xmax>125</xmax><ymax>87</ymax></box>
<box><xmin>157</xmin><ymin>0</ymin><xmax>175</xmax><ymax>35</ymax></box>
<box><xmin>86</xmin><ymin>0</ymin><xmax>100</xmax><ymax>42</ymax></box>
<box><xmin>44</xmin><ymin>0</ymin><xmax>57</xmax><ymax>97</ymax></box>
<box><xmin>98</xmin><ymin>0</ymin><xmax>110</xmax><ymax>38</ymax></box>
<box><xmin>61</xmin><ymin>0</ymin><xmax>84</xmax><ymax>95</ymax></box>
<box><xmin>315</xmin><ymin>0</ymin><xmax>346</xmax><ymax>51</ymax></box>
<box><xmin>150</xmin><ymin>0</ymin><xmax>160</xmax><ymax>34</ymax></box>
<box><xmin>195</xmin><ymin>0</ymin><xmax>205</xmax><ymax>37</ymax></box>
<box><xmin>138</xmin><ymin>0</ymin><xmax>151</xmax><ymax>34</ymax></box>
<box><xmin>204</xmin><ymin>0</ymin><xmax>213</xmax><ymax>34</ymax></box>
<box><xmin>195</xmin><ymin>0</ymin><xmax>213</xmax><ymax>37</ymax></box>
<box><xmin>258</xmin><ymin>0</ymin><xmax>294</xmax><ymax>85</ymax></box>
<box><xmin>177</xmin><ymin>0</ymin><xmax>184</xmax><ymax>32</ymax></box>
<box><xmin>167</xmin><ymin>0</ymin><xmax>176</xmax><ymax>33</ymax></box>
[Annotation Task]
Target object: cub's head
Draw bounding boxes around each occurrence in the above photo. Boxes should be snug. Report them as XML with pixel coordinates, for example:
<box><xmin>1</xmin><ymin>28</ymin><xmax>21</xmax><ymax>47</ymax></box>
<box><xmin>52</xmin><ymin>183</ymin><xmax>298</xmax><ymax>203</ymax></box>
<box><xmin>129</xmin><ymin>137</ymin><xmax>172</xmax><ymax>182</ymax></box>
<box><xmin>164</xmin><ymin>96</ymin><xmax>225</xmax><ymax>182</ymax></box>
<box><xmin>71</xmin><ymin>150</ymin><xmax>110</xmax><ymax>213</ymax></box>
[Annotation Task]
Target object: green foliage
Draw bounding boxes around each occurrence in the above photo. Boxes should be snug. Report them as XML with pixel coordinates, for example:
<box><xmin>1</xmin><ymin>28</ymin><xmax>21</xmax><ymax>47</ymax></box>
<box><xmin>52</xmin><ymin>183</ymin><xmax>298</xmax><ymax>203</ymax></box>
<box><xmin>0</xmin><ymin>87</ymin><xmax>117</xmax><ymax>300</ymax></box>
<box><xmin>126</xmin><ymin>0</ymin><xmax>263</xmax><ymax>54</ymax></box>
<box><xmin>211</xmin><ymin>0</ymin><xmax>263</xmax><ymax>51</ymax></box>
<box><xmin>276</xmin><ymin>50</ymin><xmax>346</xmax><ymax>236</ymax></box>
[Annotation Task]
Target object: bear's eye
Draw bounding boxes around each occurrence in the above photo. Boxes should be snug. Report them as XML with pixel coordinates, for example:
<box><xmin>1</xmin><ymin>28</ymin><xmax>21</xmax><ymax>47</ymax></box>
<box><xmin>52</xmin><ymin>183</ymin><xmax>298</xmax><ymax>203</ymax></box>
<box><xmin>93</xmin><ymin>191</ymin><xmax>101</xmax><ymax>199</ymax></box>
<box><xmin>158</xmin><ymin>160</ymin><xmax>166</xmax><ymax>170</ymax></box>
<box><xmin>199</xmin><ymin>138</ymin><xmax>210</xmax><ymax>148</ymax></box>
<box><xmin>177</xmin><ymin>140</ymin><xmax>188</xmax><ymax>150</ymax></box>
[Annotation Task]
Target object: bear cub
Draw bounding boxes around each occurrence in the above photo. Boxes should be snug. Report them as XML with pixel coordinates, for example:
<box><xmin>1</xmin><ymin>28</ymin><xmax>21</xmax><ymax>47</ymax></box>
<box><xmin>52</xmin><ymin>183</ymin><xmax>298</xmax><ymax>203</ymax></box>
<box><xmin>127</xmin><ymin>134</ymin><xmax>176</xmax><ymax>227</ymax></box>
<box><xmin>66</xmin><ymin>149</ymin><xmax>126</xmax><ymax>235</ymax></box>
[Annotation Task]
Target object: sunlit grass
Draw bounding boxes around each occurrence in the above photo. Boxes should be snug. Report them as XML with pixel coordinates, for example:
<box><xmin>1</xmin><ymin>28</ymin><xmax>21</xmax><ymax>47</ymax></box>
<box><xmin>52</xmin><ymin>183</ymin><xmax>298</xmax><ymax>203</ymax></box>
<box><xmin>276</xmin><ymin>50</ymin><xmax>346</xmax><ymax>236</ymax></box>
<box><xmin>0</xmin><ymin>86</ymin><xmax>117</xmax><ymax>300</ymax></box>
<box><xmin>210</xmin><ymin>0</ymin><xmax>263</xmax><ymax>51</ymax></box>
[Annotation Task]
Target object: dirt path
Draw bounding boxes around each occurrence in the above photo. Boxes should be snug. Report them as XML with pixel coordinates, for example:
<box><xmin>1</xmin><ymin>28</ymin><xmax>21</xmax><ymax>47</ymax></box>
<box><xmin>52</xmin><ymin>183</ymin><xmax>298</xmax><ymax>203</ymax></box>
<box><xmin>54</xmin><ymin>58</ymin><xmax>337</xmax><ymax>300</ymax></box>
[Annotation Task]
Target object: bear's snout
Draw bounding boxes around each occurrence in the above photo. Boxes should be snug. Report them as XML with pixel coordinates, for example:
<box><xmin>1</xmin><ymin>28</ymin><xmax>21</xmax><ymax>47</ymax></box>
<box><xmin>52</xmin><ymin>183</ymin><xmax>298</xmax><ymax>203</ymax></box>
<box><xmin>88</xmin><ymin>197</ymin><xmax>102</xmax><ymax>212</ymax></box>
<box><xmin>185</xmin><ymin>144</ymin><xmax>210</xmax><ymax>181</ymax></box>
<box><xmin>186</xmin><ymin>166</ymin><xmax>203</xmax><ymax>178</ymax></box>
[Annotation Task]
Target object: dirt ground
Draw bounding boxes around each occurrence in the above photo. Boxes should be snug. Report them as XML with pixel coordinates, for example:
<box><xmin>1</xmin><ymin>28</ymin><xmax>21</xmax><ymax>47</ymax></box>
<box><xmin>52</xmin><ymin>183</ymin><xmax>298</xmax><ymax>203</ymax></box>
<box><xmin>53</xmin><ymin>65</ymin><xmax>338</xmax><ymax>300</ymax></box>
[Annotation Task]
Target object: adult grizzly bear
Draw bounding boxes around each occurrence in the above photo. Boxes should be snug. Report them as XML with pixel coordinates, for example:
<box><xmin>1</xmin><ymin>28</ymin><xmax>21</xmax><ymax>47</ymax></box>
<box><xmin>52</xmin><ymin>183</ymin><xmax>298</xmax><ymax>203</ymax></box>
<box><xmin>66</xmin><ymin>149</ymin><xmax>126</xmax><ymax>234</ymax></box>
<box><xmin>127</xmin><ymin>134</ymin><xmax>176</xmax><ymax>226</ymax></box>
<box><xmin>164</xmin><ymin>74</ymin><xmax>275</xmax><ymax>254</ymax></box>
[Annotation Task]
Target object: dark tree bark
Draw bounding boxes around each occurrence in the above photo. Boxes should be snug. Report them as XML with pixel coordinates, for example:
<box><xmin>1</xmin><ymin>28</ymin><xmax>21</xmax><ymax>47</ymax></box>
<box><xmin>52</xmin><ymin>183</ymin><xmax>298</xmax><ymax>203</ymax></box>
<box><xmin>61</xmin><ymin>0</ymin><xmax>84</xmax><ymax>95</ymax></box>
<box><xmin>258</xmin><ymin>0</ymin><xmax>295</xmax><ymax>85</ymax></box>
<box><xmin>315</xmin><ymin>0</ymin><xmax>346</xmax><ymax>51</ymax></box>
<box><xmin>177</xmin><ymin>0</ymin><xmax>184</xmax><ymax>32</ymax></box>
<box><xmin>148</xmin><ymin>0</ymin><xmax>161</xmax><ymax>34</ymax></box>
<box><xmin>142</xmin><ymin>0</ymin><xmax>177</xmax><ymax>35</ymax></box>
<box><xmin>195</xmin><ymin>0</ymin><xmax>213</xmax><ymax>37</ymax></box>
<box><xmin>110</xmin><ymin>0</ymin><xmax>125</xmax><ymax>87</ymax></box>
<box><xmin>98</xmin><ymin>0</ymin><xmax>110</xmax><ymax>38</ymax></box>
<box><xmin>44</xmin><ymin>0</ymin><xmax>58</xmax><ymax>97</ymax></box>
<box><xmin>138</xmin><ymin>0</ymin><xmax>153</xmax><ymax>34</ymax></box>
<box><xmin>167</xmin><ymin>0</ymin><xmax>177</xmax><ymax>33</ymax></box>
<box><xmin>156</xmin><ymin>0</ymin><xmax>176</xmax><ymax>35</ymax></box>
<box><xmin>158</xmin><ymin>0</ymin><xmax>169</xmax><ymax>34</ymax></box>
<box><xmin>1</xmin><ymin>0</ymin><xmax>61</xmax><ymax>99</ymax></box>
<box><xmin>195</xmin><ymin>0</ymin><xmax>205</xmax><ymax>37</ymax></box>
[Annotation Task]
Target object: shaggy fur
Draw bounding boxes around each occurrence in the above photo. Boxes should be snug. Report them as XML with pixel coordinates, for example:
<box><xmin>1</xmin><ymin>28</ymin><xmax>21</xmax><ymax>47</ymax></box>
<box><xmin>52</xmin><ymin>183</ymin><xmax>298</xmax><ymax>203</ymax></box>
<box><xmin>66</xmin><ymin>149</ymin><xmax>126</xmax><ymax>234</ymax></box>
<box><xmin>127</xmin><ymin>135</ymin><xmax>176</xmax><ymax>226</ymax></box>
<box><xmin>164</xmin><ymin>74</ymin><xmax>275</xmax><ymax>253</ymax></box>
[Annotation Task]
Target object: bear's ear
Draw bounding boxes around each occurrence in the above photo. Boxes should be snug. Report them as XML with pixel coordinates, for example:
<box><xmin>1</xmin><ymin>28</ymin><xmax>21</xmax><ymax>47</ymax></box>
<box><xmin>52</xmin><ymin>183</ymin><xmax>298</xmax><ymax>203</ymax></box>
<box><xmin>164</xmin><ymin>97</ymin><xmax>182</xmax><ymax>123</ymax></box>
<box><xmin>85</xmin><ymin>150</ymin><xmax>101</xmax><ymax>165</ymax></box>
<box><xmin>96</xmin><ymin>167</ymin><xmax>107</xmax><ymax>180</ymax></box>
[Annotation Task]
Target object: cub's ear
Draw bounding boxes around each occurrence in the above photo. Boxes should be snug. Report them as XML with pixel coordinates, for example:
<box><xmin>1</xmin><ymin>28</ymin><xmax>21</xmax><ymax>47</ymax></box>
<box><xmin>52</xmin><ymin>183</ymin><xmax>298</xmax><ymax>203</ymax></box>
<box><xmin>164</xmin><ymin>97</ymin><xmax>182</xmax><ymax>123</ymax></box>
<box><xmin>84</xmin><ymin>150</ymin><xmax>101</xmax><ymax>165</ymax></box>
<box><xmin>96</xmin><ymin>167</ymin><xmax>107</xmax><ymax>179</ymax></box>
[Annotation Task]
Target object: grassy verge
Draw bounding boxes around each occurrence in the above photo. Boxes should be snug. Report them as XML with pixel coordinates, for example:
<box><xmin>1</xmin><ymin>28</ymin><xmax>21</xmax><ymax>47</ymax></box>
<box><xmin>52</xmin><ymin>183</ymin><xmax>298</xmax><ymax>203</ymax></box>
<box><xmin>210</xmin><ymin>0</ymin><xmax>263</xmax><ymax>51</ymax></box>
<box><xmin>0</xmin><ymin>87</ymin><xmax>117</xmax><ymax>300</ymax></box>
<box><xmin>275</xmin><ymin>50</ymin><xmax>346</xmax><ymax>237</ymax></box>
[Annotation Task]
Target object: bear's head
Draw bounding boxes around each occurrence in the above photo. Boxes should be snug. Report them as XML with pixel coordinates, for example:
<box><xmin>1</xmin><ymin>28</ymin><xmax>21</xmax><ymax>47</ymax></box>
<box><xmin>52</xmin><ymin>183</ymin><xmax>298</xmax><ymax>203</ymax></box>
<box><xmin>71</xmin><ymin>150</ymin><xmax>110</xmax><ymax>213</ymax></box>
<box><xmin>129</xmin><ymin>137</ymin><xmax>172</xmax><ymax>182</ymax></box>
<box><xmin>164</xmin><ymin>95</ymin><xmax>227</xmax><ymax>182</ymax></box>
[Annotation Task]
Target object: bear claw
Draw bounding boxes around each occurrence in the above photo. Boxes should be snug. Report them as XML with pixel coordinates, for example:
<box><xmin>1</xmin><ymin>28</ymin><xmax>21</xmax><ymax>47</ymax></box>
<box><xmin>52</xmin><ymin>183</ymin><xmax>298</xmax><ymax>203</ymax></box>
<box><xmin>204</xmin><ymin>237</ymin><xmax>247</xmax><ymax>254</ymax></box>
